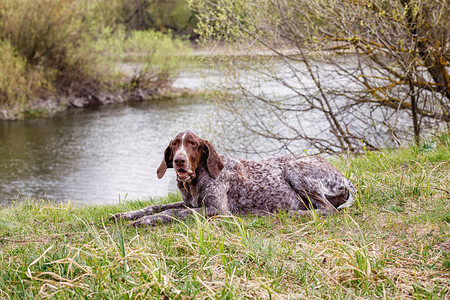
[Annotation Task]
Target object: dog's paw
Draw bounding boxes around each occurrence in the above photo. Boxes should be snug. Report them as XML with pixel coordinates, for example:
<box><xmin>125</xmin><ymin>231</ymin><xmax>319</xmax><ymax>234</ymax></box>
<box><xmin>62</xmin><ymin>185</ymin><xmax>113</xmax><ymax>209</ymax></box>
<box><xmin>109</xmin><ymin>207</ymin><xmax>157</xmax><ymax>222</ymax></box>
<box><xmin>128</xmin><ymin>215</ymin><xmax>171</xmax><ymax>227</ymax></box>
<box><xmin>109</xmin><ymin>212</ymin><xmax>135</xmax><ymax>221</ymax></box>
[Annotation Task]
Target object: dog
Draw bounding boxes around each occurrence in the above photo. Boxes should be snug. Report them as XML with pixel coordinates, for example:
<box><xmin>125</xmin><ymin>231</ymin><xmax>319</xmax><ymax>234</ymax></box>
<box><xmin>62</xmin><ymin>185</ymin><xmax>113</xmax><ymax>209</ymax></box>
<box><xmin>111</xmin><ymin>131</ymin><xmax>356</xmax><ymax>227</ymax></box>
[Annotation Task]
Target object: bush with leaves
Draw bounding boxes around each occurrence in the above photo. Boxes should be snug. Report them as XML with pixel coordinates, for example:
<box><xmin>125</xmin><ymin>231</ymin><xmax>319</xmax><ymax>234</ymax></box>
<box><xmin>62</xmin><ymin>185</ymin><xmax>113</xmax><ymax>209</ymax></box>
<box><xmin>124</xmin><ymin>30</ymin><xmax>191</xmax><ymax>89</ymax></box>
<box><xmin>0</xmin><ymin>0</ymin><xmax>191</xmax><ymax>113</ymax></box>
<box><xmin>0</xmin><ymin>40</ymin><xmax>48</xmax><ymax>109</ymax></box>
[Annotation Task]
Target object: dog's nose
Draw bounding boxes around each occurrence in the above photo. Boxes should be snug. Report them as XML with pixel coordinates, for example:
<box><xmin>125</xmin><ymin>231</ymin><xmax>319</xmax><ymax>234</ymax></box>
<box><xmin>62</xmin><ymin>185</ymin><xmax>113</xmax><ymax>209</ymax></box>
<box><xmin>174</xmin><ymin>156</ymin><xmax>186</xmax><ymax>166</ymax></box>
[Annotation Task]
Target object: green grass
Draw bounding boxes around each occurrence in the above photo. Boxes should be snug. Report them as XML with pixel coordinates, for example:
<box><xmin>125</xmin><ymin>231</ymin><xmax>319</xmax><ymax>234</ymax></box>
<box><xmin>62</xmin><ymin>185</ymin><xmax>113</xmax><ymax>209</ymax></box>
<box><xmin>1</xmin><ymin>134</ymin><xmax>449</xmax><ymax>299</ymax></box>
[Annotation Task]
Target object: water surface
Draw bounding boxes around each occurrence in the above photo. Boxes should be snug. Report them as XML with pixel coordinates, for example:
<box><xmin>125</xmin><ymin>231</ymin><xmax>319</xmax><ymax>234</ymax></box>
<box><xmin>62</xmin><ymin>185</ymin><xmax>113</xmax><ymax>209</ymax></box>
<box><xmin>0</xmin><ymin>57</ymin><xmax>409</xmax><ymax>205</ymax></box>
<box><xmin>0</xmin><ymin>98</ymin><xmax>215</xmax><ymax>205</ymax></box>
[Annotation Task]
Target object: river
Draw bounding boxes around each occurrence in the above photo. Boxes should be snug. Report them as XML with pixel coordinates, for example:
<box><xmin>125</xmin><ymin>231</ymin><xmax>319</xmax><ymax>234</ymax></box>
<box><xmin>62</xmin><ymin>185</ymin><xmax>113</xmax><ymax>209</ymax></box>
<box><xmin>0</xmin><ymin>58</ymin><xmax>415</xmax><ymax>205</ymax></box>
<box><xmin>0</xmin><ymin>63</ymin><xmax>222</xmax><ymax>206</ymax></box>
<box><xmin>0</xmin><ymin>61</ymin><xmax>304</xmax><ymax>205</ymax></box>
<box><xmin>0</xmin><ymin>97</ymin><xmax>220</xmax><ymax>205</ymax></box>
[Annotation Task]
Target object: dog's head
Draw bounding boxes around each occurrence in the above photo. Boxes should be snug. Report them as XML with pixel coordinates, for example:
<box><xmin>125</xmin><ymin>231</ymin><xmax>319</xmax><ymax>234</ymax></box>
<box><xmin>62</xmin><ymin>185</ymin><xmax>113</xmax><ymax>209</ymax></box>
<box><xmin>157</xmin><ymin>131</ymin><xmax>224</xmax><ymax>182</ymax></box>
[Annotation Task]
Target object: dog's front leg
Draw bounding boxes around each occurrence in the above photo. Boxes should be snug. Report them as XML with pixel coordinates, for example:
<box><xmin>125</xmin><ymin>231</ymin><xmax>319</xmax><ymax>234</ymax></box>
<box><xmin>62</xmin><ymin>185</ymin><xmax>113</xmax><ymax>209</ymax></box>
<box><xmin>128</xmin><ymin>206</ymin><xmax>221</xmax><ymax>227</ymax></box>
<box><xmin>110</xmin><ymin>201</ymin><xmax>187</xmax><ymax>221</ymax></box>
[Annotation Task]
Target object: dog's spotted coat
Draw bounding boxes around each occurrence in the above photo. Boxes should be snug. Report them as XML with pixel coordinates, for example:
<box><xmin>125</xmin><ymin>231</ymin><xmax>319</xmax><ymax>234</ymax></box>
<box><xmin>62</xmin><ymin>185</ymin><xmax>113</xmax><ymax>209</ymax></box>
<box><xmin>112</xmin><ymin>131</ymin><xmax>356</xmax><ymax>227</ymax></box>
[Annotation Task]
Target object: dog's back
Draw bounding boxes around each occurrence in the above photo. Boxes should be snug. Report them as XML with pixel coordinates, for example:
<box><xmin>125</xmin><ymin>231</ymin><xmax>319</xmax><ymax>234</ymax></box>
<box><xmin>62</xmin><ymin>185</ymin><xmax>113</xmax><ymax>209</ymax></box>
<box><xmin>215</xmin><ymin>155</ymin><xmax>354</xmax><ymax>215</ymax></box>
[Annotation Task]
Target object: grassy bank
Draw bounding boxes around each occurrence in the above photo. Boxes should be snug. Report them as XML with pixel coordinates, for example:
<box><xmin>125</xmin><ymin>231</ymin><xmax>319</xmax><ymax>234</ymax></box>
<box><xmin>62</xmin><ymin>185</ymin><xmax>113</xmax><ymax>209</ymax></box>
<box><xmin>0</xmin><ymin>134</ymin><xmax>449</xmax><ymax>299</ymax></box>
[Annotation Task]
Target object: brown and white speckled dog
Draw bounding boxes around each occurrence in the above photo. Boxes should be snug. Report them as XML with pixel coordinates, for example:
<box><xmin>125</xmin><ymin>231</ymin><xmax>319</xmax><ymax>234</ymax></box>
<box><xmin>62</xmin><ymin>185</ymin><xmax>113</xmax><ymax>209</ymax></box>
<box><xmin>112</xmin><ymin>131</ymin><xmax>356</xmax><ymax>227</ymax></box>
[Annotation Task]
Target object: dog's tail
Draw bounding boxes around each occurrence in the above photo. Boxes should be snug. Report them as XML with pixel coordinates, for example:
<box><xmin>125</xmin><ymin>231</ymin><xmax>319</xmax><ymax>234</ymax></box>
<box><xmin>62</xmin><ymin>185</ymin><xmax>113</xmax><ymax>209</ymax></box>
<box><xmin>337</xmin><ymin>181</ymin><xmax>357</xmax><ymax>210</ymax></box>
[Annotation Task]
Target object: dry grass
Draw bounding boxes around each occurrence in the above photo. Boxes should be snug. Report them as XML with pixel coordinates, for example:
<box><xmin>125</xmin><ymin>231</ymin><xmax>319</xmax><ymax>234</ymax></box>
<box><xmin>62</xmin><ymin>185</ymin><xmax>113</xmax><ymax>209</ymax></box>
<box><xmin>0</xmin><ymin>133</ymin><xmax>449</xmax><ymax>299</ymax></box>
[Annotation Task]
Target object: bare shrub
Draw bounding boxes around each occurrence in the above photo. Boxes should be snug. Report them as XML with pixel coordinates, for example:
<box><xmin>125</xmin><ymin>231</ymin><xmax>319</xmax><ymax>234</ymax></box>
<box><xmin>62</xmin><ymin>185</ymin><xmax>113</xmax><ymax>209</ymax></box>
<box><xmin>192</xmin><ymin>0</ymin><xmax>450</xmax><ymax>155</ymax></box>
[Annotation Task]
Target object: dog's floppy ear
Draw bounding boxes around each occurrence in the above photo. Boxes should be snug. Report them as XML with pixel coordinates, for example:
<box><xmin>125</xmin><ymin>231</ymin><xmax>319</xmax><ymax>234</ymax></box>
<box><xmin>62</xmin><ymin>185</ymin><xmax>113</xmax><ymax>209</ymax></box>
<box><xmin>203</xmin><ymin>140</ymin><xmax>224</xmax><ymax>179</ymax></box>
<box><xmin>157</xmin><ymin>144</ymin><xmax>173</xmax><ymax>179</ymax></box>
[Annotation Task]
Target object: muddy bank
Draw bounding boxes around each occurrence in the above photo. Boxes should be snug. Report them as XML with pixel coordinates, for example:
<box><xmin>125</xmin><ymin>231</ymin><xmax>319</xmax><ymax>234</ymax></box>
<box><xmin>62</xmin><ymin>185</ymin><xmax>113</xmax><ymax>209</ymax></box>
<box><xmin>0</xmin><ymin>85</ymin><xmax>199</xmax><ymax>120</ymax></box>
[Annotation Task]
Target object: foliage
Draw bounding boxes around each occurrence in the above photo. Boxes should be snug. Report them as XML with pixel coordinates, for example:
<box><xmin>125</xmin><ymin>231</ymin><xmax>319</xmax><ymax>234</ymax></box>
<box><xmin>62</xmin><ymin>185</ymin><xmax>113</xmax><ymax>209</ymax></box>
<box><xmin>123</xmin><ymin>30</ymin><xmax>191</xmax><ymax>89</ymax></box>
<box><xmin>192</xmin><ymin>0</ymin><xmax>450</xmax><ymax>154</ymax></box>
<box><xmin>0</xmin><ymin>133</ymin><xmax>449</xmax><ymax>298</ymax></box>
<box><xmin>93</xmin><ymin>27</ymin><xmax>191</xmax><ymax>90</ymax></box>
<box><xmin>0</xmin><ymin>40</ymin><xmax>48</xmax><ymax>109</ymax></box>
<box><xmin>0</xmin><ymin>0</ymin><xmax>192</xmax><ymax>113</ymax></box>
<box><xmin>115</xmin><ymin>0</ymin><xmax>197</xmax><ymax>37</ymax></box>
<box><xmin>0</xmin><ymin>0</ymin><xmax>118</xmax><ymax>87</ymax></box>
<box><xmin>0</xmin><ymin>0</ymin><xmax>121</xmax><ymax>110</ymax></box>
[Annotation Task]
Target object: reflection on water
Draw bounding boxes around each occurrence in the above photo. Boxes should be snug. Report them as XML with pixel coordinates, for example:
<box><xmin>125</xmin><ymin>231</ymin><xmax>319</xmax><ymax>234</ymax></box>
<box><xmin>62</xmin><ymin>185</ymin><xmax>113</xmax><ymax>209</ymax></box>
<box><xmin>0</xmin><ymin>97</ymin><xmax>216</xmax><ymax>205</ymax></box>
